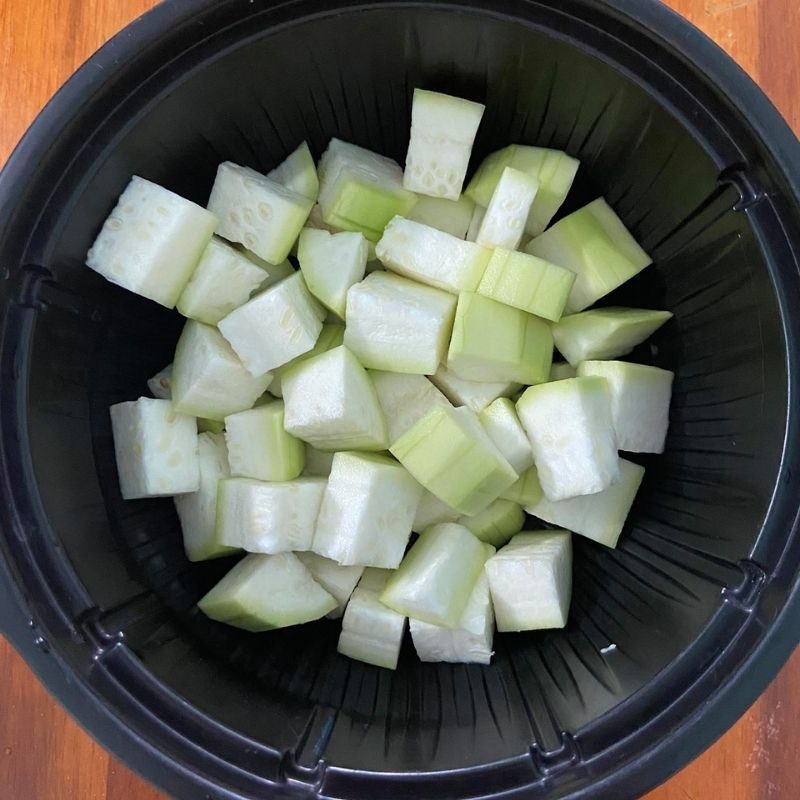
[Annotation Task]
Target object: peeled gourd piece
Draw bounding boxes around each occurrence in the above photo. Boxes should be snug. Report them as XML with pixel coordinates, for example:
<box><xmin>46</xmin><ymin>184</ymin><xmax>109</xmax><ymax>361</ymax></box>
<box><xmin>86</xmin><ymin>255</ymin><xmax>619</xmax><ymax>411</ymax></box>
<box><xmin>86</xmin><ymin>176</ymin><xmax>217</xmax><ymax>308</ymax></box>
<box><xmin>376</xmin><ymin>216</ymin><xmax>492</xmax><ymax>294</ymax></box>
<box><xmin>381</xmin><ymin>523</ymin><xmax>493</xmax><ymax>627</ymax></box>
<box><xmin>517</xmin><ymin>377</ymin><xmax>619</xmax><ymax>501</ymax></box>
<box><xmin>110</xmin><ymin>398</ymin><xmax>199</xmax><ymax>499</ymax></box>
<box><xmin>208</xmin><ymin>161</ymin><xmax>313</xmax><ymax>264</ymax></box>
<box><xmin>313</xmin><ymin>451</ymin><xmax>423</xmax><ymax>568</ymax></box>
<box><xmin>390</xmin><ymin>405</ymin><xmax>518</xmax><ymax>516</ymax></box>
<box><xmin>525</xmin><ymin>198</ymin><xmax>652</xmax><ymax>313</ymax></box>
<box><xmin>344</xmin><ymin>271</ymin><xmax>457</xmax><ymax>375</ymax></box>
<box><xmin>198</xmin><ymin>553</ymin><xmax>336</xmax><ymax>631</ymax></box>
<box><xmin>218</xmin><ymin>272</ymin><xmax>325</xmax><ymax>376</ymax></box>
<box><xmin>552</xmin><ymin>306</ymin><xmax>673</xmax><ymax>367</ymax></box>
<box><xmin>447</xmin><ymin>292</ymin><xmax>553</xmax><ymax>385</ymax></box>
<box><xmin>526</xmin><ymin>458</ymin><xmax>645</xmax><ymax>549</ymax></box>
<box><xmin>403</xmin><ymin>89</ymin><xmax>485</xmax><ymax>200</ymax></box>
<box><xmin>486</xmin><ymin>530</ymin><xmax>572</xmax><ymax>632</ymax></box>
<box><xmin>281</xmin><ymin>346</ymin><xmax>388</xmax><ymax>452</ymax></box>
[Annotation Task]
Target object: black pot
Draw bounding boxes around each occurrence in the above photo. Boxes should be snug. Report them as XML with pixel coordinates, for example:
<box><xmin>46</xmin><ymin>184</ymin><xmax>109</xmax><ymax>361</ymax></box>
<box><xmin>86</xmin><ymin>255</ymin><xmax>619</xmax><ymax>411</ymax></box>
<box><xmin>2</xmin><ymin>1</ymin><xmax>800</xmax><ymax>798</ymax></box>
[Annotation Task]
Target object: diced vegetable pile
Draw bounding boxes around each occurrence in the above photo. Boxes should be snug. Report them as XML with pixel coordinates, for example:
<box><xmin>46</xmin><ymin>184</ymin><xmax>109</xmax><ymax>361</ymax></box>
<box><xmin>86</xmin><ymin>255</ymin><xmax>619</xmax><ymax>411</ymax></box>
<box><xmin>91</xmin><ymin>88</ymin><xmax>674</xmax><ymax>669</ymax></box>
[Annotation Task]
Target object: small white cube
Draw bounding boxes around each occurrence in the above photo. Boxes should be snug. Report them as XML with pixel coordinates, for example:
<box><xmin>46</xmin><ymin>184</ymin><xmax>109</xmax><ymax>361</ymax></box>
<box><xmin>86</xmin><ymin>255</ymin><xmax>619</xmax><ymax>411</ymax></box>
<box><xmin>517</xmin><ymin>377</ymin><xmax>619</xmax><ymax>501</ymax></box>
<box><xmin>110</xmin><ymin>398</ymin><xmax>199</xmax><ymax>499</ymax></box>
<box><xmin>527</xmin><ymin>458</ymin><xmax>644</xmax><ymax>549</ymax></box>
<box><xmin>479</xmin><ymin>397</ymin><xmax>534</xmax><ymax>474</ymax></box>
<box><xmin>172</xmin><ymin>321</ymin><xmax>273</xmax><ymax>421</ymax></box>
<box><xmin>216</xmin><ymin>477</ymin><xmax>326</xmax><ymax>553</ymax></box>
<box><xmin>344</xmin><ymin>272</ymin><xmax>457</xmax><ymax>374</ymax></box>
<box><xmin>410</xmin><ymin>571</ymin><xmax>494</xmax><ymax>664</ymax></box>
<box><xmin>577</xmin><ymin>361</ymin><xmax>674</xmax><ymax>453</ymax></box>
<box><xmin>174</xmin><ymin>432</ymin><xmax>237</xmax><ymax>562</ymax></box>
<box><xmin>176</xmin><ymin>236</ymin><xmax>271</xmax><ymax>325</ymax></box>
<box><xmin>87</xmin><ymin>176</ymin><xmax>218</xmax><ymax>308</ymax></box>
<box><xmin>282</xmin><ymin>345</ymin><xmax>388</xmax><ymax>452</ymax></box>
<box><xmin>218</xmin><ymin>272</ymin><xmax>324</xmax><ymax>376</ymax></box>
<box><xmin>370</xmin><ymin>370</ymin><xmax>452</xmax><ymax>444</ymax></box>
<box><xmin>338</xmin><ymin>569</ymin><xmax>406</xmax><ymax>670</ymax></box>
<box><xmin>313</xmin><ymin>451</ymin><xmax>424</xmax><ymax>568</ymax></box>
<box><xmin>486</xmin><ymin>531</ymin><xmax>572</xmax><ymax>632</ymax></box>
<box><xmin>224</xmin><ymin>401</ymin><xmax>304</xmax><ymax>482</ymax></box>
<box><xmin>430</xmin><ymin>363</ymin><xmax>520</xmax><ymax>413</ymax></box>
<box><xmin>207</xmin><ymin>161</ymin><xmax>314</xmax><ymax>264</ymax></box>
<box><xmin>403</xmin><ymin>89</ymin><xmax>485</xmax><ymax>200</ymax></box>
<box><xmin>295</xmin><ymin>552</ymin><xmax>363</xmax><ymax>619</ymax></box>
<box><xmin>297</xmin><ymin>228</ymin><xmax>368</xmax><ymax>319</ymax></box>
<box><xmin>476</xmin><ymin>167</ymin><xmax>539</xmax><ymax>251</ymax></box>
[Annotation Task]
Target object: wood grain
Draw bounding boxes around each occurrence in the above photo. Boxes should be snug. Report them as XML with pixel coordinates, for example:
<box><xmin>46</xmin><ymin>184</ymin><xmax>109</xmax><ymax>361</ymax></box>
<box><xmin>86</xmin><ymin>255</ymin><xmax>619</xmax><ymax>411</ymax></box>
<box><xmin>0</xmin><ymin>0</ymin><xmax>798</xmax><ymax>798</ymax></box>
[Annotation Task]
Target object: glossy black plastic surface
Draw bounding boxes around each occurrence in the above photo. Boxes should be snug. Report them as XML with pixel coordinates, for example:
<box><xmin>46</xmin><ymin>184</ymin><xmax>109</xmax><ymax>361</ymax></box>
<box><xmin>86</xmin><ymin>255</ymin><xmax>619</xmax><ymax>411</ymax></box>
<box><xmin>1</xmin><ymin>1</ymin><xmax>800</xmax><ymax>799</ymax></box>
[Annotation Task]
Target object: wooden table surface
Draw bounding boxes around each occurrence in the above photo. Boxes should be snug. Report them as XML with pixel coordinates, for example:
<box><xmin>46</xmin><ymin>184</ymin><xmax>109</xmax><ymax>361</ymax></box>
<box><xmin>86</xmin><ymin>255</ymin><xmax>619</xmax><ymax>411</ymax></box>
<box><xmin>1</xmin><ymin>0</ymin><xmax>798</xmax><ymax>798</ymax></box>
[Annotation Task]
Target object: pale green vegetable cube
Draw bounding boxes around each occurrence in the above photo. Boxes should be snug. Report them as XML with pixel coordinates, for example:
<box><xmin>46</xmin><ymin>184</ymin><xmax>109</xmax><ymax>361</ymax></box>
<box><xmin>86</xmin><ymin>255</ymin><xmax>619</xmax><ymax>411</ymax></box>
<box><xmin>208</xmin><ymin>161</ymin><xmax>313</xmax><ymax>264</ymax></box>
<box><xmin>412</xmin><ymin>490</ymin><xmax>461</xmax><ymax>533</ymax></box>
<box><xmin>216</xmin><ymin>477</ymin><xmax>326</xmax><ymax>553</ymax></box>
<box><xmin>527</xmin><ymin>458</ymin><xmax>644</xmax><ymax>548</ymax></box>
<box><xmin>550</xmin><ymin>361</ymin><xmax>578</xmax><ymax>381</ymax></box>
<box><xmin>266</xmin><ymin>141</ymin><xmax>319</xmax><ymax>200</ymax></box>
<box><xmin>479</xmin><ymin>397</ymin><xmax>534</xmax><ymax>474</ymax></box>
<box><xmin>224</xmin><ymin>401</ymin><xmax>304</xmax><ymax>481</ymax></box>
<box><xmin>380</xmin><ymin>523</ymin><xmax>493</xmax><ymax>627</ymax></box>
<box><xmin>218</xmin><ymin>272</ymin><xmax>325</xmax><ymax>376</ymax></box>
<box><xmin>344</xmin><ymin>272</ymin><xmax>457</xmax><ymax>375</ymax></box>
<box><xmin>338</xmin><ymin>569</ymin><xmax>406</xmax><ymax>669</ymax></box>
<box><xmin>174</xmin><ymin>432</ymin><xmax>238</xmax><ymax>562</ymax></box>
<box><xmin>517</xmin><ymin>377</ymin><xmax>619</xmax><ymax>501</ymax></box>
<box><xmin>110</xmin><ymin>398</ymin><xmax>199</xmax><ymax>499</ymax></box>
<box><xmin>269</xmin><ymin>322</ymin><xmax>344</xmax><ymax>398</ymax></box>
<box><xmin>409</xmin><ymin>572</ymin><xmax>494</xmax><ymax>664</ymax></box>
<box><xmin>390</xmin><ymin>405</ymin><xmax>518</xmax><ymax>515</ymax></box>
<box><xmin>430</xmin><ymin>363</ymin><xmax>520</xmax><ymax>412</ymax></box>
<box><xmin>156</xmin><ymin>357</ymin><xmax>257</xmax><ymax>433</ymax></box>
<box><xmin>459</xmin><ymin>498</ymin><xmax>525</xmax><ymax>548</ymax></box>
<box><xmin>282</xmin><ymin>345</ymin><xmax>388</xmax><ymax>451</ymax></box>
<box><xmin>370</xmin><ymin>370</ymin><xmax>451</xmax><ymax>444</ymax></box>
<box><xmin>376</xmin><ymin>216</ymin><xmax>492</xmax><ymax>294</ymax></box>
<box><xmin>172</xmin><ymin>321</ymin><xmax>272</xmax><ymax>421</ymax></box>
<box><xmin>403</xmin><ymin>89</ymin><xmax>485</xmax><ymax>200</ymax></box>
<box><xmin>86</xmin><ymin>176</ymin><xmax>218</xmax><ymax>308</ymax></box>
<box><xmin>476</xmin><ymin>167</ymin><xmax>539</xmax><ymax>250</ymax></box>
<box><xmin>295</xmin><ymin>552</ymin><xmax>363</xmax><ymax>619</ymax></box>
<box><xmin>486</xmin><ymin>530</ymin><xmax>572</xmax><ymax>632</ymax></box>
<box><xmin>407</xmin><ymin>193</ymin><xmax>475</xmax><ymax>238</ymax></box>
<box><xmin>297</xmin><ymin>228</ymin><xmax>368</xmax><ymax>319</ymax></box>
<box><xmin>176</xmin><ymin>237</ymin><xmax>269</xmax><ymax>324</ymax></box>
<box><xmin>552</xmin><ymin>307</ymin><xmax>673</xmax><ymax>366</ymax></box>
<box><xmin>578</xmin><ymin>361</ymin><xmax>674</xmax><ymax>453</ymax></box>
<box><xmin>466</xmin><ymin>145</ymin><xmax>579</xmax><ymax>236</ymax></box>
<box><xmin>198</xmin><ymin>553</ymin><xmax>337</xmax><ymax>631</ymax></box>
<box><xmin>525</xmin><ymin>198</ymin><xmax>652</xmax><ymax>312</ymax></box>
<box><xmin>318</xmin><ymin>138</ymin><xmax>417</xmax><ymax>241</ymax></box>
<box><xmin>500</xmin><ymin>466</ymin><xmax>544</xmax><ymax>506</ymax></box>
<box><xmin>313</xmin><ymin>452</ymin><xmax>423</xmax><ymax>568</ymax></box>
<box><xmin>477</xmin><ymin>247</ymin><xmax>576</xmax><ymax>322</ymax></box>
<box><xmin>447</xmin><ymin>292</ymin><xmax>553</xmax><ymax>385</ymax></box>
<box><xmin>148</xmin><ymin>363</ymin><xmax>173</xmax><ymax>400</ymax></box>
